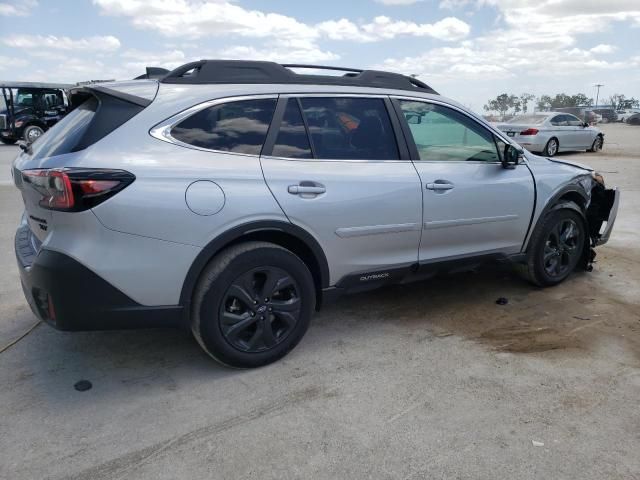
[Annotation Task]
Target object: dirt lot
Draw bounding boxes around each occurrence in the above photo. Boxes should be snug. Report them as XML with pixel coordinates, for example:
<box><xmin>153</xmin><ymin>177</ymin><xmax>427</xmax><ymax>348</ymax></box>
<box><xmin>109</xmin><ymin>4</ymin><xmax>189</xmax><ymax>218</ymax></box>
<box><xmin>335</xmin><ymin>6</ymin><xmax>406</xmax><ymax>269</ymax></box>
<box><xmin>0</xmin><ymin>123</ymin><xmax>639</xmax><ymax>479</ymax></box>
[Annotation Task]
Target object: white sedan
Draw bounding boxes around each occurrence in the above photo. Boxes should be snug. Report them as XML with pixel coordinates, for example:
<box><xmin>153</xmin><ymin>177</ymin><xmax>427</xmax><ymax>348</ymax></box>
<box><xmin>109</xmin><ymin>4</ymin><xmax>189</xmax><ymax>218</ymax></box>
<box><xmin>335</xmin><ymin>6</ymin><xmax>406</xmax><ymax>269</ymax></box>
<box><xmin>495</xmin><ymin>112</ymin><xmax>604</xmax><ymax>157</ymax></box>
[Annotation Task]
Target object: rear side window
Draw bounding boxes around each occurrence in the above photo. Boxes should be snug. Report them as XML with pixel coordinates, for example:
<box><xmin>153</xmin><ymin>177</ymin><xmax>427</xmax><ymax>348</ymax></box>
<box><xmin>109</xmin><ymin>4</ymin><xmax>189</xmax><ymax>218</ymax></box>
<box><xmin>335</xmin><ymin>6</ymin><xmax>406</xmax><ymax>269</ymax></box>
<box><xmin>299</xmin><ymin>97</ymin><xmax>399</xmax><ymax>160</ymax></box>
<box><xmin>271</xmin><ymin>99</ymin><xmax>312</xmax><ymax>159</ymax></box>
<box><xmin>171</xmin><ymin>98</ymin><xmax>277</xmax><ymax>155</ymax></box>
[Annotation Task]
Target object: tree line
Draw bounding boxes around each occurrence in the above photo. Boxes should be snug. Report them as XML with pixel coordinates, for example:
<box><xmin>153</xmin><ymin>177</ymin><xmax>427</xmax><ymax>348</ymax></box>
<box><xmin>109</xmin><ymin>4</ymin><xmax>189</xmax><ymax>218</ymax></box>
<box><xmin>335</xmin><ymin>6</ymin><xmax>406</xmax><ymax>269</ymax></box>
<box><xmin>483</xmin><ymin>92</ymin><xmax>640</xmax><ymax>117</ymax></box>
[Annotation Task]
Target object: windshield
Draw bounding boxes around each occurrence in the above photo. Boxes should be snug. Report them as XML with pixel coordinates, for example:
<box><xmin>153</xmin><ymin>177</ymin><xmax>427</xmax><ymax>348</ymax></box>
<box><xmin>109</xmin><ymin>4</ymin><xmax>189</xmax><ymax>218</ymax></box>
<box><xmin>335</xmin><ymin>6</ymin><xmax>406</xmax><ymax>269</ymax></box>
<box><xmin>507</xmin><ymin>115</ymin><xmax>548</xmax><ymax>125</ymax></box>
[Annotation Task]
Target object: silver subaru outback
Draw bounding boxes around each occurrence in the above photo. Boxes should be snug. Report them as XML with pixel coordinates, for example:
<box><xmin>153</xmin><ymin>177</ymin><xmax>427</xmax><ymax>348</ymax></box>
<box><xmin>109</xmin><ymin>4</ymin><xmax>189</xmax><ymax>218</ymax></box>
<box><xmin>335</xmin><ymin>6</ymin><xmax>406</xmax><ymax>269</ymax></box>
<box><xmin>13</xmin><ymin>60</ymin><xmax>620</xmax><ymax>367</ymax></box>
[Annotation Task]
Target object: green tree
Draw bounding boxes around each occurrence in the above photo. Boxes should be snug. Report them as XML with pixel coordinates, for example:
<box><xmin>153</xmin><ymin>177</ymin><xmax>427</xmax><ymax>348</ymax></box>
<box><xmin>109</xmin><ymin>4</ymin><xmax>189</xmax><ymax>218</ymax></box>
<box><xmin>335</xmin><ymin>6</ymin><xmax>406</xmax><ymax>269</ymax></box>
<box><xmin>549</xmin><ymin>93</ymin><xmax>593</xmax><ymax>108</ymax></box>
<box><xmin>484</xmin><ymin>93</ymin><xmax>519</xmax><ymax>119</ymax></box>
<box><xmin>519</xmin><ymin>93</ymin><xmax>535</xmax><ymax>114</ymax></box>
<box><xmin>536</xmin><ymin>95</ymin><xmax>552</xmax><ymax>111</ymax></box>
<box><xmin>608</xmin><ymin>94</ymin><xmax>639</xmax><ymax>109</ymax></box>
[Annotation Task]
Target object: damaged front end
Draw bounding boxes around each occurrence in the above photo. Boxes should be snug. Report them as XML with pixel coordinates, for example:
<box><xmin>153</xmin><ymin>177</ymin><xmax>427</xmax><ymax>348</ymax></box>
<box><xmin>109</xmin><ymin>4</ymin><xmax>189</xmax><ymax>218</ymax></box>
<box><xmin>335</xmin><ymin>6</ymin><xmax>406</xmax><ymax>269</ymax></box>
<box><xmin>584</xmin><ymin>173</ymin><xmax>620</xmax><ymax>270</ymax></box>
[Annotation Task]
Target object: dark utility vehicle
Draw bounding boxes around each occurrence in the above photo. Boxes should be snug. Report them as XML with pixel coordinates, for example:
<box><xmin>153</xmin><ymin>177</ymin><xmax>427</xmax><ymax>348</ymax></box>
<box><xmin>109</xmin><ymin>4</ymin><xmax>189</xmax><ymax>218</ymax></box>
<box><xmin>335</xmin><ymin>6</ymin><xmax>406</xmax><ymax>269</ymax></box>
<box><xmin>0</xmin><ymin>82</ymin><xmax>72</xmax><ymax>144</ymax></box>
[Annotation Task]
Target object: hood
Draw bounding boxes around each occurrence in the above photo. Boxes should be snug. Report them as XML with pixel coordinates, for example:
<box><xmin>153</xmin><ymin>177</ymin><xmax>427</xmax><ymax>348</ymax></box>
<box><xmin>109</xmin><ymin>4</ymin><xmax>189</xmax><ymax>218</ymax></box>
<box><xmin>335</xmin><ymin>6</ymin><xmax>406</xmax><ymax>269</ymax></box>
<box><xmin>546</xmin><ymin>157</ymin><xmax>593</xmax><ymax>172</ymax></box>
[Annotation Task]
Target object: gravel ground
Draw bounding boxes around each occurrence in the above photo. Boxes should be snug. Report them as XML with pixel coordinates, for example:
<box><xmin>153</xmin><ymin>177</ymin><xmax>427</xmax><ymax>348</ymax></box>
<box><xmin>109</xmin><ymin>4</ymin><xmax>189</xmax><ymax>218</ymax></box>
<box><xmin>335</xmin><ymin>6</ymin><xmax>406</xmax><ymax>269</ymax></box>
<box><xmin>0</xmin><ymin>123</ymin><xmax>639</xmax><ymax>480</ymax></box>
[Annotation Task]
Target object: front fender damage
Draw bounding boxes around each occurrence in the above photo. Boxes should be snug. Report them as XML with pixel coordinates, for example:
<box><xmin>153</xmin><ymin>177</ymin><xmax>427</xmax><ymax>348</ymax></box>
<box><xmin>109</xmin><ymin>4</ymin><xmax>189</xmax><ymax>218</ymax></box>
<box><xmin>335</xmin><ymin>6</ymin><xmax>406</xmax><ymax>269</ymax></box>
<box><xmin>584</xmin><ymin>175</ymin><xmax>620</xmax><ymax>270</ymax></box>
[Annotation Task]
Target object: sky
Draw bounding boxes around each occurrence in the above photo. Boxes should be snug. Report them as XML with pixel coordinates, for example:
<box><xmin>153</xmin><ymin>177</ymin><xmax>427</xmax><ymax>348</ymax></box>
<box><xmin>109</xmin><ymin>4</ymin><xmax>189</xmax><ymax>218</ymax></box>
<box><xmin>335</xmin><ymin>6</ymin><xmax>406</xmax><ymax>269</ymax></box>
<box><xmin>0</xmin><ymin>0</ymin><xmax>639</xmax><ymax>113</ymax></box>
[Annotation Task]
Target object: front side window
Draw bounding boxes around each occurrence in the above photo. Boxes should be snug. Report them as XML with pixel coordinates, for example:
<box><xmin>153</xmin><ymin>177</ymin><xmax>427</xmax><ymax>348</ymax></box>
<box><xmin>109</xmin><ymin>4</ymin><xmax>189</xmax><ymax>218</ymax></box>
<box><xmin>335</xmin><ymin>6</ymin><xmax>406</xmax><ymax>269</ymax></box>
<box><xmin>398</xmin><ymin>100</ymin><xmax>501</xmax><ymax>162</ymax></box>
<box><xmin>550</xmin><ymin>115</ymin><xmax>568</xmax><ymax>126</ymax></box>
<box><xmin>566</xmin><ymin>114</ymin><xmax>583</xmax><ymax>126</ymax></box>
<box><xmin>299</xmin><ymin>97</ymin><xmax>399</xmax><ymax>160</ymax></box>
<box><xmin>171</xmin><ymin>98</ymin><xmax>277</xmax><ymax>155</ymax></box>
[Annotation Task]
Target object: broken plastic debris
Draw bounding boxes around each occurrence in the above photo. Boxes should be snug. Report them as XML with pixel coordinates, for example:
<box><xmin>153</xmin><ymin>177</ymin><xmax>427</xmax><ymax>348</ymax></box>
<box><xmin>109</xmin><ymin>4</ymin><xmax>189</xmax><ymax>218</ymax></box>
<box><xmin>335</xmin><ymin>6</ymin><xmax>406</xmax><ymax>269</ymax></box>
<box><xmin>532</xmin><ymin>440</ymin><xmax>544</xmax><ymax>447</ymax></box>
<box><xmin>496</xmin><ymin>297</ymin><xmax>508</xmax><ymax>305</ymax></box>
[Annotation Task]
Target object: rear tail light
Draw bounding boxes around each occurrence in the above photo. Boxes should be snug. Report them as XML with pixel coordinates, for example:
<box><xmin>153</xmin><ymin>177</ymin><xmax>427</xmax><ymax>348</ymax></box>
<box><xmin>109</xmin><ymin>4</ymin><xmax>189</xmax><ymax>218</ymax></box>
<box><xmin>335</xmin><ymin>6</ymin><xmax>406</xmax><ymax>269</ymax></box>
<box><xmin>21</xmin><ymin>168</ymin><xmax>135</xmax><ymax>212</ymax></box>
<box><xmin>519</xmin><ymin>128</ymin><xmax>539</xmax><ymax>136</ymax></box>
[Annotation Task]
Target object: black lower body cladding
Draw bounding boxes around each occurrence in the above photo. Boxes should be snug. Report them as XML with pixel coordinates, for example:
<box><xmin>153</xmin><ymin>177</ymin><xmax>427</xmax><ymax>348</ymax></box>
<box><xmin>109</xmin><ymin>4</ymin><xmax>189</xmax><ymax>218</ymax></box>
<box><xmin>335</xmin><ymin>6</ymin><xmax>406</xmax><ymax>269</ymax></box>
<box><xmin>16</xmin><ymin>229</ymin><xmax>182</xmax><ymax>331</ymax></box>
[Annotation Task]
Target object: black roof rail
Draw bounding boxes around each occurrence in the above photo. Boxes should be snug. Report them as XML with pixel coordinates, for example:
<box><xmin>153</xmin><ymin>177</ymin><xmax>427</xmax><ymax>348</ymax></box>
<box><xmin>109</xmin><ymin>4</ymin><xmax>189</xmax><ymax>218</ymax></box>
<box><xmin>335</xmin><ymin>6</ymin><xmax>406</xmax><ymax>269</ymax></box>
<box><xmin>134</xmin><ymin>67</ymin><xmax>170</xmax><ymax>80</ymax></box>
<box><xmin>160</xmin><ymin>60</ymin><xmax>438</xmax><ymax>94</ymax></box>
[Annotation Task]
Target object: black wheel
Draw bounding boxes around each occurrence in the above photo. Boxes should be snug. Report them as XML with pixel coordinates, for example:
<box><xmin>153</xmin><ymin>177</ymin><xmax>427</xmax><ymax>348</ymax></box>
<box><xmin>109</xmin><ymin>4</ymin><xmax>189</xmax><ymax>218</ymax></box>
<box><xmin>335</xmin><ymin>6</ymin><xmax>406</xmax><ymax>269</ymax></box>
<box><xmin>191</xmin><ymin>241</ymin><xmax>315</xmax><ymax>368</ymax></box>
<box><xmin>0</xmin><ymin>138</ymin><xmax>17</xmax><ymax>145</ymax></box>
<box><xmin>521</xmin><ymin>207</ymin><xmax>586</xmax><ymax>287</ymax></box>
<box><xmin>23</xmin><ymin>125</ymin><xmax>44</xmax><ymax>144</ymax></box>
<box><xmin>588</xmin><ymin>135</ymin><xmax>603</xmax><ymax>152</ymax></box>
<box><xmin>543</xmin><ymin>137</ymin><xmax>559</xmax><ymax>157</ymax></box>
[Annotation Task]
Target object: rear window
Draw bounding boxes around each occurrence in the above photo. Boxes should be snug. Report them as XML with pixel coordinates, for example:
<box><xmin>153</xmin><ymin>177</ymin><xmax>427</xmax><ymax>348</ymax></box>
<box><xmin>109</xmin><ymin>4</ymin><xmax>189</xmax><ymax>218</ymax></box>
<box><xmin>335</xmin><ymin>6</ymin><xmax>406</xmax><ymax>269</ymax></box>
<box><xmin>28</xmin><ymin>97</ymin><xmax>98</xmax><ymax>161</ymax></box>
<box><xmin>171</xmin><ymin>98</ymin><xmax>277</xmax><ymax>155</ymax></box>
<box><xmin>507</xmin><ymin>115</ymin><xmax>547</xmax><ymax>125</ymax></box>
<box><xmin>27</xmin><ymin>90</ymin><xmax>145</xmax><ymax>161</ymax></box>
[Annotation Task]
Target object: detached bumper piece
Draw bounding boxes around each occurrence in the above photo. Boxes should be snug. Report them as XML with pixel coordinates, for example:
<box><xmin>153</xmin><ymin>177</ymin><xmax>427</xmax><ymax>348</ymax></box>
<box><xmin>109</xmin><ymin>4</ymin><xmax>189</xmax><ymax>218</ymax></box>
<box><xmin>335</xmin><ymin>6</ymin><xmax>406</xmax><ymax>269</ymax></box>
<box><xmin>587</xmin><ymin>185</ymin><xmax>620</xmax><ymax>246</ymax></box>
<box><xmin>15</xmin><ymin>227</ymin><xmax>183</xmax><ymax>331</ymax></box>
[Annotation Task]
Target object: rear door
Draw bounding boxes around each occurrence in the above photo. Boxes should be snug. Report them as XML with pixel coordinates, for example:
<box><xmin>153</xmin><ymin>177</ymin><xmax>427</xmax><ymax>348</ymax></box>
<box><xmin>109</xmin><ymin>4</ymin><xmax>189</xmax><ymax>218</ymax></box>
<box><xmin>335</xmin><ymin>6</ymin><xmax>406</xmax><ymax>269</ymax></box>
<box><xmin>260</xmin><ymin>95</ymin><xmax>423</xmax><ymax>285</ymax></box>
<box><xmin>392</xmin><ymin>98</ymin><xmax>535</xmax><ymax>262</ymax></box>
<box><xmin>549</xmin><ymin>114</ymin><xmax>578</xmax><ymax>149</ymax></box>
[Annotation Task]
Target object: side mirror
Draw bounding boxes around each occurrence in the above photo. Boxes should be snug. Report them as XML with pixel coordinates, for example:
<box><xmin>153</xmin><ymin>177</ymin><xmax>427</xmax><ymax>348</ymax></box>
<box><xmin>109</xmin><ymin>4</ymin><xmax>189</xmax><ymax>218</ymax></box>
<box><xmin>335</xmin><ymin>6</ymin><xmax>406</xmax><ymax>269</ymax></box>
<box><xmin>502</xmin><ymin>144</ymin><xmax>522</xmax><ymax>169</ymax></box>
<box><xmin>583</xmin><ymin>122</ymin><xmax>589</xmax><ymax>128</ymax></box>
<box><xmin>406</xmin><ymin>114</ymin><xmax>422</xmax><ymax>125</ymax></box>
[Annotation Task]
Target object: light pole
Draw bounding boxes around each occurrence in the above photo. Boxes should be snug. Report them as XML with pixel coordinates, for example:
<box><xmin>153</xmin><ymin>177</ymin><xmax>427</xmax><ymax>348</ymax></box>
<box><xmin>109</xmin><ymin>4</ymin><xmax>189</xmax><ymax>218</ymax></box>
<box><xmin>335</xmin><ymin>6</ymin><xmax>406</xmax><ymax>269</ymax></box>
<box><xmin>594</xmin><ymin>83</ymin><xmax>604</xmax><ymax>108</ymax></box>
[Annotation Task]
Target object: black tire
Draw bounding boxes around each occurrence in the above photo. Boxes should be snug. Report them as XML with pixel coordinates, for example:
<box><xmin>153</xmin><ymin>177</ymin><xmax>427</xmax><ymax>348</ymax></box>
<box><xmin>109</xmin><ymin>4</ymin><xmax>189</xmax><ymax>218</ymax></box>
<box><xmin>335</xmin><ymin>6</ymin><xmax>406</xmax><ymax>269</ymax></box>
<box><xmin>520</xmin><ymin>207</ymin><xmax>586</xmax><ymax>287</ymax></box>
<box><xmin>0</xmin><ymin>138</ymin><xmax>17</xmax><ymax>145</ymax></box>
<box><xmin>23</xmin><ymin>125</ymin><xmax>44</xmax><ymax>144</ymax></box>
<box><xmin>543</xmin><ymin>137</ymin><xmax>559</xmax><ymax>157</ymax></box>
<box><xmin>588</xmin><ymin>135</ymin><xmax>603</xmax><ymax>152</ymax></box>
<box><xmin>191</xmin><ymin>241</ymin><xmax>315</xmax><ymax>368</ymax></box>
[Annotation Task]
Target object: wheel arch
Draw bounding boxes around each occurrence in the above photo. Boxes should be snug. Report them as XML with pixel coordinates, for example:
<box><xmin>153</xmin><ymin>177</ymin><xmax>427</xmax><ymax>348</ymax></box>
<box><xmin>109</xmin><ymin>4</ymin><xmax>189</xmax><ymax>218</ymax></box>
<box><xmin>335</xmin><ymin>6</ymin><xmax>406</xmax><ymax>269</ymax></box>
<box><xmin>180</xmin><ymin>220</ymin><xmax>330</xmax><ymax>311</ymax></box>
<box><xmin>524</xmin><ymin>184</ymin><xmax>589</xmax><ymax>253</ymax></box>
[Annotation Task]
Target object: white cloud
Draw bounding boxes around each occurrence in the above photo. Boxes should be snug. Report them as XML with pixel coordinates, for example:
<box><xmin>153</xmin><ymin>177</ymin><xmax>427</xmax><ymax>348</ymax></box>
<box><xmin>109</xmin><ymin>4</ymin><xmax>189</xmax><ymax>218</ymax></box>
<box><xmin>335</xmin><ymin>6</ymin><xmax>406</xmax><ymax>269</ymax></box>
<box><xmin>375</xmin><ymin>0</ymin><xmax>423</xmax><ymax>5</ymax></box>
<box><xmin>0</xmin><ymin>0</ymin><xmax>37</xmax><ymax>16</ymax></box>
<box><xmin>590</xmin><ymin>44</ymin><xmax>617</xmax><ymax>54</ymax></box>
<box><xmin>3</xmin><ymin>34</ymin><xmax>121</xmax><ymax>52</ymax></box>
<box><xmin>439</xmin><ymin>0</ymin><xmax>471</xmax><ymax>8</ymax></box>
<box><xmin>94</xmin><ymin>0</ymin><xmax>470</xmax><ymax>46</ymax></box>
<box><xmin>0</xmin><ymin>55</ymin><xmax>29</xmax><ymax>70</ymax></box>
<box><xmin>317</xmin><ymin>16</ymin><xmax>471</xmax><ymax>42</ymax></box>
<box><xmin>219</xmin><ymin>45</ymin><xmax>339</xmax><ymax>63</ymax></box>
<box><xmin>93</xmin><ymin>0</ymin><xmax>318</xmax><ymax>41</ymax></box>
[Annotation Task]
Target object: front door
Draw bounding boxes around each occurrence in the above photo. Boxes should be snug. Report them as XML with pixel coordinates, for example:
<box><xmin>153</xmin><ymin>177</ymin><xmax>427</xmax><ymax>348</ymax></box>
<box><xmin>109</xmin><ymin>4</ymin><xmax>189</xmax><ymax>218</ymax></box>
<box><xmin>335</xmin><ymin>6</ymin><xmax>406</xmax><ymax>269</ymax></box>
<box><xmin>261</xmin><ymin>95</ymin><xmax>423</xmax><ymax>285</ymax></box>
<box><xmin>393</xmin><ymin>98</ymin><xmax>535</xmax><ymax>263</ymax></box>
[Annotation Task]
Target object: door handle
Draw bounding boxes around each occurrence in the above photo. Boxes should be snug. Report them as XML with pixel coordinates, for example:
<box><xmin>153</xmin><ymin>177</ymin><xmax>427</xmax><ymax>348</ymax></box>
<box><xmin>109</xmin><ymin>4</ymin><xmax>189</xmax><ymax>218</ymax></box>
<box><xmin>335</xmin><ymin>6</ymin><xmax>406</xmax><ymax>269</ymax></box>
<box><xmin>288</xmin><ymin>184</ymin><xmax>326</xmax><ymax>195</ymax></box>
<box><xmin>426</xmin><ymin>182</ymin><xmax>454</xmax><ymax>191</ymax></box>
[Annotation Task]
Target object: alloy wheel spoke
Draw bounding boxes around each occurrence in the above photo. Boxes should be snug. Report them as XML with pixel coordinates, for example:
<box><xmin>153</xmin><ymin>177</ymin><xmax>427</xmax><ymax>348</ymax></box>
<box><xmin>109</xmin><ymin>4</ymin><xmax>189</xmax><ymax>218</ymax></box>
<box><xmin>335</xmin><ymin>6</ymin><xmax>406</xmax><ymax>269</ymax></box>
<box><xmin>224</xmin><ymin>315</ymin><xmax>258</xmax><ymax>341</ymax></box>
<box><xmin>226</xmin><ymin>283</ymin><xmax>255</xmax><ymax>308</ymax></box>
<box><xmin>270</xmin><ymin>296</ymin><xmax>301</xmax><ymax>313</ymax></box>
<box><xmin>261</xmin><ymin>319</ymin><xmax>277</xmax><ymax>347</ymax></box>
<box><xmin>274</xmin><ymin>311</ymin><xmax>298</xmax><ymax>329</ymax></box>
<box><xmin>261</xmin><ymin>270</ymin><xmax>294</xmax><ymax>299</ymax></box>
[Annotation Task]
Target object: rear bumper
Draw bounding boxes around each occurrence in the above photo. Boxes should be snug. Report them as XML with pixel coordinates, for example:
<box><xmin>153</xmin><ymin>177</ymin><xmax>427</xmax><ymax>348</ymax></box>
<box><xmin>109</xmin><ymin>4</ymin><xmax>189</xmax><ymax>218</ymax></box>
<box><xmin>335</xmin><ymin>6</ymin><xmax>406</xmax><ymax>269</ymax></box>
<box><xmin>16</xmin><ymin>225</ymin><xmax>184</xmax><ymax>331</ymax></box>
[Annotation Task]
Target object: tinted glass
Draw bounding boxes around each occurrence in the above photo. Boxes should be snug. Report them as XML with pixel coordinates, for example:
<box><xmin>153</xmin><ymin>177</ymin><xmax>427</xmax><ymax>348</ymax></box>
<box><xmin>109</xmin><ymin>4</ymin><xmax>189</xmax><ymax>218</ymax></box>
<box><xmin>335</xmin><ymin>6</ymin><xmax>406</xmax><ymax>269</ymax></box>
<box><xmin>399</xmin><ymin>100</ymin><xmax>500</xmax><ymax>162</ymax></box>
<box><xmin>299</xmin><ymin>97</ymin><xmax>399</xmax><ymax>160</ymax></box>
<box><xmin>29</xmin><ymin>97</ymin><xmax>98</xmax><ymax>161</ymax></box>
<box><xmin>172</xmin><ymin>98</ymin><xmax>277</xmax><ymax>155</ymax></box>
<box><xmin>507</xmin><ymin>115</ymin><xmax>547</xmax><ymax>125</ymax></box>
<box><xmin>550</xmin><ymin>115</ymin><xmax>567</xmax><ymax>126</ymax></box>
<box><xmin>566</xmin><ymin>114</ymin><xmax>583</xmax><ymax>126</ymax></box>
<box><xmin>272</xmin><ymin>99</ymin><xmax>312</xmax><ymax>159</ymax></box>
